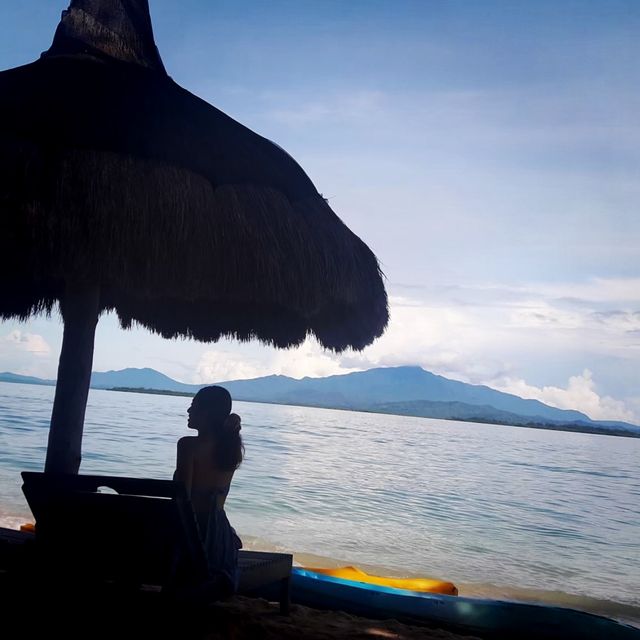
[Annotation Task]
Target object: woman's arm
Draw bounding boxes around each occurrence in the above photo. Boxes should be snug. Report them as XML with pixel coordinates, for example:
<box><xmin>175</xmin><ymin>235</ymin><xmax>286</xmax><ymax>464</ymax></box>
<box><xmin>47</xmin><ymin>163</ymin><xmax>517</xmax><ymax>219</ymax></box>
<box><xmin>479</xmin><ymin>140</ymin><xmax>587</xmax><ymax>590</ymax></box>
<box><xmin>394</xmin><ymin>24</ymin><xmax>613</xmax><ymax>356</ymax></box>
<box><xmin>173</xmin><ymin>436</ymin><xmax>194</xmax><ymax>494</ymax></box>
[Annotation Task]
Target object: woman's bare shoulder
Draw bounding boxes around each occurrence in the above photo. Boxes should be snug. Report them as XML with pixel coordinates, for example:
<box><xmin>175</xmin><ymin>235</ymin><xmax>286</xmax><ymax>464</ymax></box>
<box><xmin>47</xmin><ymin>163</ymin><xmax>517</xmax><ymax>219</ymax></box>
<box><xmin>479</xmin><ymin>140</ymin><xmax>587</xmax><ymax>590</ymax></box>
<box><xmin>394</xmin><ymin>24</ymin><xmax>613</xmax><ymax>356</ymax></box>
<box><xmin>177</xmin><ymin>436</ymin><xmax>198</xmax><ymax>450</ymax></box>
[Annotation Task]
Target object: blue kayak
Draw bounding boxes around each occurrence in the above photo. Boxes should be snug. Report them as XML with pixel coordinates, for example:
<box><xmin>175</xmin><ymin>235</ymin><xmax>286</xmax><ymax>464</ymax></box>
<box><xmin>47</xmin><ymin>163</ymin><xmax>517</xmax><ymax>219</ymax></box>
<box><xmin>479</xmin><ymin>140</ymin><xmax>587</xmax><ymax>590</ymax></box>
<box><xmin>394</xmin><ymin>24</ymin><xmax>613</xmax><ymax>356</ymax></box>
<box><xmin>291</xmin><ymin>568</ymin><xmax>640</xmax><ymax>640</ymax></box>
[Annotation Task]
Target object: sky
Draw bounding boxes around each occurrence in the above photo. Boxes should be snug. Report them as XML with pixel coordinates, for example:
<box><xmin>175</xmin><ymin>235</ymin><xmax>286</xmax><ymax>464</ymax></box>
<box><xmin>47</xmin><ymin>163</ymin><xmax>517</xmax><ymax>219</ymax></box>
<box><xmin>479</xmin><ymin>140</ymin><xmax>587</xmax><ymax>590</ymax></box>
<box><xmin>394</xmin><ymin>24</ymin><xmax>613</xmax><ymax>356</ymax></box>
<box><xmin>1</xmin><ymin>1</ymin><xmax>639</xmax><ymax>422</ymax></box>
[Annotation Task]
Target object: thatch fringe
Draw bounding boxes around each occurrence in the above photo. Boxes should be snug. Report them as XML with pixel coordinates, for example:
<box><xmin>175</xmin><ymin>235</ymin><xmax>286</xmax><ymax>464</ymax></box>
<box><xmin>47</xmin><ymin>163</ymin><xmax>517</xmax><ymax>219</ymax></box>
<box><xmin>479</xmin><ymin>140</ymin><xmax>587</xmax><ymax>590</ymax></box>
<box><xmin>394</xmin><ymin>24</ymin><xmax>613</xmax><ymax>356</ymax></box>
<box><xmin>0</xmin><ymin>145</ymin><xmax>387</xmax><ymax>350</ymax></box>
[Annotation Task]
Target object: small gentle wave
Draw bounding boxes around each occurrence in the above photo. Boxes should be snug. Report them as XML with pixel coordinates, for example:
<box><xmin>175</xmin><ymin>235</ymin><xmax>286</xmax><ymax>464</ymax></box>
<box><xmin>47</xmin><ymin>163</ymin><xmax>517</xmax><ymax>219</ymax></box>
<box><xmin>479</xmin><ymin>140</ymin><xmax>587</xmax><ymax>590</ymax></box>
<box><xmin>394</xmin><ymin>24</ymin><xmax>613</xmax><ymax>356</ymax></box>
<box><xmin>1</xmin><ymin>381</ymin><xmax>639</xmax><ymax>627</ymax></box>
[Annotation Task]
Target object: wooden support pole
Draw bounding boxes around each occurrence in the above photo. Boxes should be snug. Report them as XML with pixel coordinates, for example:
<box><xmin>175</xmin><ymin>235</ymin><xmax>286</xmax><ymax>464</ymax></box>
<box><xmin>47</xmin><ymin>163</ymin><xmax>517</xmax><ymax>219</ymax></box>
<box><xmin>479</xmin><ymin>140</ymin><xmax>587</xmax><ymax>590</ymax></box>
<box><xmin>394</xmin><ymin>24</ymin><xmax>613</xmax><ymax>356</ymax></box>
<box><xmin>45</xmin><ymin>282</ymin><xmax>100</xmax><ymax>474</ymax></box>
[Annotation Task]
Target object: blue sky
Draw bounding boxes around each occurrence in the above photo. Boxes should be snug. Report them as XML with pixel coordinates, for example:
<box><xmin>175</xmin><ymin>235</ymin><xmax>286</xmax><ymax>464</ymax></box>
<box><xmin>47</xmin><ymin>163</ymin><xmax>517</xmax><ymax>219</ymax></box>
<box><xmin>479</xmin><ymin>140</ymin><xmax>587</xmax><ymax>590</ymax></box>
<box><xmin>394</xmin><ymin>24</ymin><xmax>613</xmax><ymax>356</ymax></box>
<box><xmin>1</xmin><ymin>1</ymin><xmax>639</xmax><ymax>421</ymax></box>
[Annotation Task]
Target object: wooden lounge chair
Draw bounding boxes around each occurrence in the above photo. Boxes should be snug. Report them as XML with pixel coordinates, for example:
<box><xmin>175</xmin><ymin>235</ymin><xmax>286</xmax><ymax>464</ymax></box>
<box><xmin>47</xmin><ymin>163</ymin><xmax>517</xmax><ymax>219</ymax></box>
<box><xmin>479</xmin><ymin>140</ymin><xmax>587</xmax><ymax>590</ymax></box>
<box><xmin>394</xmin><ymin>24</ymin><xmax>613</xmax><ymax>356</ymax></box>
<box><xmin>21</xmin><ymin>472</ymin><xmax>292</xmax><ymax>612</ymax></box>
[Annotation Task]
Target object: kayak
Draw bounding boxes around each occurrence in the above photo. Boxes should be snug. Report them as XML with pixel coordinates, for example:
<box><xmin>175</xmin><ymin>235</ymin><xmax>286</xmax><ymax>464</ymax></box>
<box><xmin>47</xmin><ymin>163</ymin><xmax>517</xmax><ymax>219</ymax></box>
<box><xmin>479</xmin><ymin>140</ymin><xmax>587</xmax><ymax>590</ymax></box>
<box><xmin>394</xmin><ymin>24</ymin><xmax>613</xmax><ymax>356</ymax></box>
<box><xmin>303</xmin><ymin>565</ymin><xmax>457</xmax><ymax>595</ymax></box>
<box><xmin>292</xmin><ymin>568</ymin><xmax>640</xmax><ymax>640</ymax></box>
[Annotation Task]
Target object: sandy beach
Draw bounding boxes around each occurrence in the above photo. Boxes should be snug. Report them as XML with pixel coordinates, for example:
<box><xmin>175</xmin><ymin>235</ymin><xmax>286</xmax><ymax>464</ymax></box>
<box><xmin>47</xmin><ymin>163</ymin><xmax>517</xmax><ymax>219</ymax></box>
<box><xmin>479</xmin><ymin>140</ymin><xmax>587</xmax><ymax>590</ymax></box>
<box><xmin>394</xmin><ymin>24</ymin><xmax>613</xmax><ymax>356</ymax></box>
<box><xmin>205</xmin><ymin>596</ymin><xmax>478</xmax><ymax>640</ymax></box>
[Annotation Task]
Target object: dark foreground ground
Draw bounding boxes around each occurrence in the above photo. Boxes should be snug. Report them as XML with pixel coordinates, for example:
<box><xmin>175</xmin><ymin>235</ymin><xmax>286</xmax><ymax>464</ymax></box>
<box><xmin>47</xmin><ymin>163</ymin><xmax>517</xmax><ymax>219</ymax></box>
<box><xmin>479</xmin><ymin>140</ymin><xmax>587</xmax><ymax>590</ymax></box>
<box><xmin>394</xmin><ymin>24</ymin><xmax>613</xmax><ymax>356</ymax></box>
<box><xmin>1</xmin><ymin>570</ymin><xmax>476</xmax><ymax>640</ymax></box>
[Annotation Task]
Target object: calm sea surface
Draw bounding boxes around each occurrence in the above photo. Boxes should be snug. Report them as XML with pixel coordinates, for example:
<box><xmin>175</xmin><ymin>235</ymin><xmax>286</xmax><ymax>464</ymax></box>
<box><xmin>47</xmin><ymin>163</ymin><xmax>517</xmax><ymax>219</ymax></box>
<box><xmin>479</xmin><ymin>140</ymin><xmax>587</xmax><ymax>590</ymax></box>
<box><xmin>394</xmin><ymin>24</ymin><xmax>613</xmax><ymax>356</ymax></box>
<box><xmin>1</xmin><ymin>381</ymin><xmax>639</xmax><ymax>624</ymax></box>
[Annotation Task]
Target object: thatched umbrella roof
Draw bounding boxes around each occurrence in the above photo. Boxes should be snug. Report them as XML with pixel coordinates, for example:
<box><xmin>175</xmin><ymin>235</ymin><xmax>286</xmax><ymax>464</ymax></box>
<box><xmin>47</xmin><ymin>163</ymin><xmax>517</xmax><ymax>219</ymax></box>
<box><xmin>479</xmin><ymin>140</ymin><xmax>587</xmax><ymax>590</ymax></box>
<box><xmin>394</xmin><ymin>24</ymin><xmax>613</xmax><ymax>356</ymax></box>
<box><xmin>0</xmin><ymin>0</ymin><xmax>387</xmax><ymax>350</ymax></box>
<box><xmin>0</xmin><ymin>0</ymin><xmax>388</xmax><ymax>474</ymax></box>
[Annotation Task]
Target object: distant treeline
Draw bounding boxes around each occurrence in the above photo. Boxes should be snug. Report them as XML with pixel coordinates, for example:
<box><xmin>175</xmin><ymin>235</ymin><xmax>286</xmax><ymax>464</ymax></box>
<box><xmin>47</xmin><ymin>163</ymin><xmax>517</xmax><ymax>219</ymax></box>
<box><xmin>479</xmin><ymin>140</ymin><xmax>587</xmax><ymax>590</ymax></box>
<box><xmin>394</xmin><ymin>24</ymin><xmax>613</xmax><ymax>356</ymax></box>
<box><xmin>370</xmin><ymin>407</ymin><xmax>640</xmax><ymax>439</ymax></box>
<box><xmin>109</xmin><ymin>387</ymin><xmax>196</xmax><ymax>397</ymax></box>
<box><xmin>107</xmin><ymin>386</ymin><xmax>640</xmax><ymax>439</ymax></box>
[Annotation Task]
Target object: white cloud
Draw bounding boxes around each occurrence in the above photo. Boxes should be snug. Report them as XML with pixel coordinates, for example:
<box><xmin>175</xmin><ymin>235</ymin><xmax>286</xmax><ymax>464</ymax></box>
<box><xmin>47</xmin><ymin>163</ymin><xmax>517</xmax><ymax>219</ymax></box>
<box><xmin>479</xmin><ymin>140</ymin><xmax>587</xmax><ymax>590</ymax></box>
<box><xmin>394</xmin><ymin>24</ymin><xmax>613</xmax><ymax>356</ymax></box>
<box><xmin>195</xmin><ymin>349</ymin><xmax>270</xmax><ymax>382</ymax></box>
<box><xmin>388</xmin><ymin>279</ymin><xmax>640</xmax><ymax>362</ymax></box>
<box><xmin>0</xmin><ymin>329</ymin><xmax>54</xmax><ymax>378</ymax></box>
<box><xmin>400</xmin><ymin>277</ymin><xmax>640</xmax><ymax>312</ymax></box>
<box><xmin>194</xmin><ymin>338</ymin><xmax>359</xmax><ymax>383</ymax></box>
<box><xmin>347</xmin><ymin>295</ymin><xmax>503</xmax><ymax>380</ymax></box>
<box><xmin>537</xmin><ymin>278</ymin><xmax>640</xmax><ymax>305</ymax></box>
<box><xmin>589</xmin><ymin>310</ymin><xmax>640</xmax><ymax>332</ymax></box>
<box><xmin>491</xmin><ymin>370</ymin><xmax>637</xmax><ymax>423</ymax></box>
<box><xmin>2</xmin><ymin>330</ymin><xmax>50</xmax><ymax>356</ymax></box>
<box><xmin>506</xmin><ymin>300</ymin><xmax>586</xmax><ymax>330</ymax></box>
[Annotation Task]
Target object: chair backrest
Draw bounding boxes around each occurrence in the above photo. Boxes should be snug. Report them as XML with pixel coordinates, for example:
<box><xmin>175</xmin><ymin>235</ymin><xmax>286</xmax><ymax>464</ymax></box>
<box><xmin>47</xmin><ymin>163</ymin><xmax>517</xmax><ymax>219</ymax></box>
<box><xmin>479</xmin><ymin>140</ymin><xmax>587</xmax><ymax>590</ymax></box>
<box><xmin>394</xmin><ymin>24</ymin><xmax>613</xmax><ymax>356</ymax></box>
<box><xmin>21</xmin><ymin>472</ymin><xmax>208</xmax><ymax>588</ymax></box>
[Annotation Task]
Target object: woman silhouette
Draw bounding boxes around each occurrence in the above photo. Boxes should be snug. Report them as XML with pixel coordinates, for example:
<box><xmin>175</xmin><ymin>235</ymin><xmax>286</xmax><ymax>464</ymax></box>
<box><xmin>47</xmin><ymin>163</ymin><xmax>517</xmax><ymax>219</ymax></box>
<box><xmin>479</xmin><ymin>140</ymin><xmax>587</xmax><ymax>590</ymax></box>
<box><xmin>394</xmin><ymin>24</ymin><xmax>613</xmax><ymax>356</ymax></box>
<box><xmin>174</xmin><ymin>386</ymin><xmax>243</xmax><ymax>592</ymax></box>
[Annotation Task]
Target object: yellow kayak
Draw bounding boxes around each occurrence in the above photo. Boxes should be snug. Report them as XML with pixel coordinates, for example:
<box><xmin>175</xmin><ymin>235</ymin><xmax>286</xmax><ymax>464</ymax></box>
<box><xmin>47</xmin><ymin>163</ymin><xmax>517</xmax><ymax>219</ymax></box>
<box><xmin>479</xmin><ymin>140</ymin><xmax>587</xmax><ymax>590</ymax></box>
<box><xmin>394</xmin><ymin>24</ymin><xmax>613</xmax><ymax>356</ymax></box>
<box><xmin>303</xmin><ymin>565</ymin><xmax>458</xmax><ymax>595</ymax></box>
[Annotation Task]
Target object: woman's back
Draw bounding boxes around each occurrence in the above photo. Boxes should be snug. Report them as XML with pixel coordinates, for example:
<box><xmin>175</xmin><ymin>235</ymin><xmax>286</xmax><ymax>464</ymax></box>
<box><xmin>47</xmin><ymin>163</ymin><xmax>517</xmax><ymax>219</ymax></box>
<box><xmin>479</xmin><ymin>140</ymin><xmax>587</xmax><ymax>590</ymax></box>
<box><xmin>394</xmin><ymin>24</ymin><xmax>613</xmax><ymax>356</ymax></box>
<box><xmin>179</xmin><ymin>435</ymin><xmax>235</xmax><ymax>518</ymax></box>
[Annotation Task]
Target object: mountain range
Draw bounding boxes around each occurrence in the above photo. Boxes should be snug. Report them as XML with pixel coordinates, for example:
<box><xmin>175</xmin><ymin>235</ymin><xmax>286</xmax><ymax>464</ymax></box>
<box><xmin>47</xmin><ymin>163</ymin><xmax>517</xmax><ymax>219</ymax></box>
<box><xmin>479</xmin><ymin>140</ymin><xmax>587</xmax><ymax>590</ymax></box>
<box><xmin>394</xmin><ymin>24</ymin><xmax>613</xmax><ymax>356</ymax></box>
<box><xmin>1</xmin><ymin>366</ymin><xmax>638</xmax><ymax>437</ymax></box>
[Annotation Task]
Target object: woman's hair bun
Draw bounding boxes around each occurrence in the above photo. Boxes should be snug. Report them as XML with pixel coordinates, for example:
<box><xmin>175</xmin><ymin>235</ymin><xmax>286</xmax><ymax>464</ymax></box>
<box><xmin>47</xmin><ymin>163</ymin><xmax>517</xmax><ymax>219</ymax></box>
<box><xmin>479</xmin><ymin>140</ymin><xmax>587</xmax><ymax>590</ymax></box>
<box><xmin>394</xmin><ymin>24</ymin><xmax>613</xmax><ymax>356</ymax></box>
<box><xmin>224</xmin><ymin>413</ymin><xmax>241</xmax><ymax>433</ymax></box>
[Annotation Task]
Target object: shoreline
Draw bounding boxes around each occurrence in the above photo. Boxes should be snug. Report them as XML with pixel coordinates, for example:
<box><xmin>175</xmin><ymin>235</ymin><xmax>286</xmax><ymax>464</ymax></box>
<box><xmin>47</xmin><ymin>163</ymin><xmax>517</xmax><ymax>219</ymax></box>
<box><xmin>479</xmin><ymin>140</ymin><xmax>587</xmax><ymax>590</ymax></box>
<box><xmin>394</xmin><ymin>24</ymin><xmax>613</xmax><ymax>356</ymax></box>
<box><xmin>241</xmin><ymin>534</ymin><xmax>640</xmax><ymax>629</ymax></box>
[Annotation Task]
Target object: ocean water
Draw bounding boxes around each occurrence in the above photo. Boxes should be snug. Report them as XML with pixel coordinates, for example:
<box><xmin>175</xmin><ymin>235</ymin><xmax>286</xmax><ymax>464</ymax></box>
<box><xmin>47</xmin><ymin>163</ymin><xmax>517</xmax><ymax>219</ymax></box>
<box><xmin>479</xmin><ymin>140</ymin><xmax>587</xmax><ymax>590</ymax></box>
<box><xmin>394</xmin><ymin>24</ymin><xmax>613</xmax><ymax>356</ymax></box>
<box><xmin>1</xmin><ymin>381</ymin><xmax>639</xmax><ymax>625</ymax></box>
